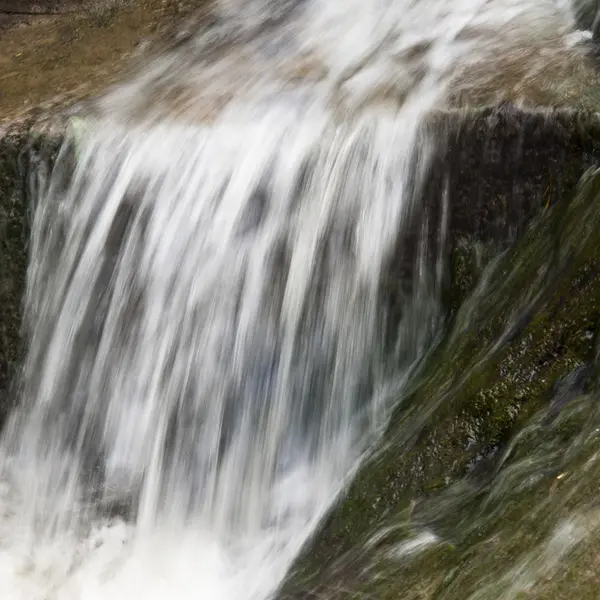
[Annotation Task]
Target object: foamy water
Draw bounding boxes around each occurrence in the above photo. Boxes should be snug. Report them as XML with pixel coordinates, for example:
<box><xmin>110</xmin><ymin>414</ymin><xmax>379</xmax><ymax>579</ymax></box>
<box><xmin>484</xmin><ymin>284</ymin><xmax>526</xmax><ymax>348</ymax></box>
<box><xmin>0</xmin><ymin>0</ymin><xmax>592</xmax><ymax>598</ymax></box>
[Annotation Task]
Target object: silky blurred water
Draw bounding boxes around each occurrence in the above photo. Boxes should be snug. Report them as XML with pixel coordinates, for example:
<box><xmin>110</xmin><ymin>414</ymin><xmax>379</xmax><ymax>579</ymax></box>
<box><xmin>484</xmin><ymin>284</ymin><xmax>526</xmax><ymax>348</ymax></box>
<box><xmin>0</xmin><ymin>0</ymin><xmax>593</xmax><ymax>598</ymax></box>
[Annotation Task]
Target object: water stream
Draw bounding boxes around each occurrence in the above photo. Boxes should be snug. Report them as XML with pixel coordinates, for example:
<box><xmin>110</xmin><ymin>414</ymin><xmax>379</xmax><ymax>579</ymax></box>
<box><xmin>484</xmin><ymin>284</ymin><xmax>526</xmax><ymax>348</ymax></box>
<box><xmin>0</xmin><ymin>0</ymin><xmax>595</xmax><ymax>598</ymax></box>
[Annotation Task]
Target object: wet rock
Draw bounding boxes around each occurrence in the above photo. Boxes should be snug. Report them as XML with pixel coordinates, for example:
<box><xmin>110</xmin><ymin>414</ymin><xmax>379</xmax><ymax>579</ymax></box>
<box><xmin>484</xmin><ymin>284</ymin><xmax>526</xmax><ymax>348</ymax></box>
<box><xmin>3</xmin><ymin>108</ymin><xmax>600</xmax><ymax>591</ymax></box>
<box><xmin>385</xmin><ymin>105</ymin><xmax>600</xmax><ymax>331</ymax></box>
<box><xmin>0</xmin><ymin>116</ymin><xmax>64</xmax><ymax>419</ymax></box>
<box><xmin>574</xmin><ymin>0</ymin><xmax>600</xmax><ymax>39</ymax></box>
<box><xmin>3</xmin><ymin>104</ymin><xmax>600</xmax><ymax>416</ymax></box>
<box><xmin>281</xmin><ymin>166</ymin><xmax>600</xmax><ymax>600</ymax></box>
<box><xmin>544</xmin><ymin>364</ymin><xmax>592</xmax><ymax>423</ymax></box>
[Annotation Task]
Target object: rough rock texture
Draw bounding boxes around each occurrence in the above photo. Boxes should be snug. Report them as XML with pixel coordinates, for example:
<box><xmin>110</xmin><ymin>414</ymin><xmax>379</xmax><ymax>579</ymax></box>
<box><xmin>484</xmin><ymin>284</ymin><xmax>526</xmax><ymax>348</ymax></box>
<box><xmin>0</xmin><ymin>125</ymin><xmax>31</xmax><ymax>420</ymax></box>
<box><xmin>573</xmin><ymin>0</ymin><xmax>600</xmax><ymax>39</ymax></box>
<box><xmin>0</xmin><ymin>116</ymin><xmax>64</xmax><ymax>420</ymax></box>
<box><xmin>430</xmin><ymin>106</ymin><xmax>600</xmax><ymax>242</ymax></box>
<box><xmin>280</xmin><ymin>121</ymin><xmax>600</xmax><ymax>599</ymax></box>
<box><xmin>385</xmin><ymin>106</ymin><xmax>600</xmax><ymax>333</ymax></box>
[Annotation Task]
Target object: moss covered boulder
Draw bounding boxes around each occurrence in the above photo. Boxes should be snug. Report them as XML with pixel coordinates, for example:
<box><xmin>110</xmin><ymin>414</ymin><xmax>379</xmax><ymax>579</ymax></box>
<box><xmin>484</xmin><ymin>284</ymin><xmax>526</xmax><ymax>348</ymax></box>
<box><xmin>280</xmin><ymin>166</ymin><xmax>600</xmax><ymax>598</ymax></box>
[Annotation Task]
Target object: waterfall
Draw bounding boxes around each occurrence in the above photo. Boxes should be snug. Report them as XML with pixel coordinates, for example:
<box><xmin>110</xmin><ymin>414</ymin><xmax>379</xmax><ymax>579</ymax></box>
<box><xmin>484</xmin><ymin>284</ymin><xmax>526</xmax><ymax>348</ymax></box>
<box><xmin>0</xmin><ymin>0</ymin><xmax>582</xmax><ymax>598</ymax></box>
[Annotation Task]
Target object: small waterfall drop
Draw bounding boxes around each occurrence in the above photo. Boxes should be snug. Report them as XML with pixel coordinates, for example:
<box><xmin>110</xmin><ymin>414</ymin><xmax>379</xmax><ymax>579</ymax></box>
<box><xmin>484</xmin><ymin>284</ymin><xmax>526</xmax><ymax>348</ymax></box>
<box><xmin>0</xmin><ymin>0</ymin><xmax>586</xmax><ymax>598</ymax></box>
<box><xmin>1</xmin><ymin>103</ymin><xmax>443</xmax><ymax>600</ymax></box>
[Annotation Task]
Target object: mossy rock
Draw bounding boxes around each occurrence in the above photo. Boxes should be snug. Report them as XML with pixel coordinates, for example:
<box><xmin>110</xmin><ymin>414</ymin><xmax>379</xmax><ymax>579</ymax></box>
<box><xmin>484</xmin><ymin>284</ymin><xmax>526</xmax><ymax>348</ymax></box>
<box><xmin>280</xmin><ymin>167</ymin><xmax>600</xmax><ymax>598</ymax></box>
<box><xmin>0</xmin><ymin>118</ymin><xmax>64</xmax><ymax>419</ymax></box>
<box><xmin>573</xmin><ymin>0</ymin><xmax>600</xmax><ymax>39</ymax></box>
<box><xmin>0</xmin><ymin>125</ymin><xmax>30</xmax><ymax>419</ymax></box>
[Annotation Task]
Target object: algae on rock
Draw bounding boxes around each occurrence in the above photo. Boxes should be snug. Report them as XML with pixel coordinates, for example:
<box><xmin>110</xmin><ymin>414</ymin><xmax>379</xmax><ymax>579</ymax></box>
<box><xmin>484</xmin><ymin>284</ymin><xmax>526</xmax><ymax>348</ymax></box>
<box><xmin>281</xmin><ymin>168</ymin><xmax>600</xmax><ymax>599</ymax></box>
<box><xmin>0</xmin><ymin>120</ymin><xmax>64</xmax><ymax>420</ymax></box>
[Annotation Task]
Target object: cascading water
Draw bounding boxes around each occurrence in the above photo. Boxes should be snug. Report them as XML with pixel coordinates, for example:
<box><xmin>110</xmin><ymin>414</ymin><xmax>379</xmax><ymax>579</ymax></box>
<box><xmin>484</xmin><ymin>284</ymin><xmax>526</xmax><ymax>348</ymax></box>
<box><xmin>0</xmin><ymin>109</ymin><xmax>443</xmax><ymax>599</ymax></box>
<box><xmin>0</xmin><ymin>0</ymin><xmax>590</xmax><ymax>598</ymax></box>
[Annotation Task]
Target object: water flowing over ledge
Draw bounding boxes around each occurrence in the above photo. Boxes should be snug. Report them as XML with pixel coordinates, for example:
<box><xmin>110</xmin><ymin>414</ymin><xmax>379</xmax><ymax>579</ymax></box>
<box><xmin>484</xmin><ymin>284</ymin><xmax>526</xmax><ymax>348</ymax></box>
<box><xmin>0</xmin><ymin>0</ymin><xmax>600</xmax><ymax>598</ymax></box>
<box><xmin>1</xmin><ymin>103</ymin><xmax>600</xmax><ymax>599</ymax></box>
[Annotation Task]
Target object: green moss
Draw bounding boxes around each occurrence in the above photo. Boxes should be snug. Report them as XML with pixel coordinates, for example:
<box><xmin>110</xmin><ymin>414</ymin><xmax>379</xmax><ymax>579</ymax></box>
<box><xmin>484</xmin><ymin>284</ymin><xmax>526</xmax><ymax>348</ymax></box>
<box><xmin>0</xmin><ymin>121</ymin><xmax>63</xmax><ymax>421</ymax></box>
<box><xmin>282</xmin><ymin>168</ymin><xmax>600</xmax><ymax>600</ymax></box>
<box><xmin>0</xmin><ymin>127</ymin><xmax>29</xmax><ymax>420</ymax></box>
<box><xmin>447</xmin><ymin>239</ymin><xmax>498</xmax><ymax>316</ymax></box>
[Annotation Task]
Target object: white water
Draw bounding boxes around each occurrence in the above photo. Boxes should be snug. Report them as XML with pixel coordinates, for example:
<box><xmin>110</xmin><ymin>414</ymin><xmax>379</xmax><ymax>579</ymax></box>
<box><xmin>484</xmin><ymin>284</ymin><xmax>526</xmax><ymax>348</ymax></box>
<box><xmin>0</xmin><ymin>0</ymin><xmax>588</xmax><ymax>598</ymax></box>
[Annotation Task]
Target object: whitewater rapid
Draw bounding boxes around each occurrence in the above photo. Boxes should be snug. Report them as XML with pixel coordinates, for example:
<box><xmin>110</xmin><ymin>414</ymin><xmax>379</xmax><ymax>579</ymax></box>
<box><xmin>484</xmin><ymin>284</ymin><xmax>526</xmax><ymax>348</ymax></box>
<box><xmin>0</xmin><ymin>0</ymin><xmax>590</xmax><ymax>598</ymax></box>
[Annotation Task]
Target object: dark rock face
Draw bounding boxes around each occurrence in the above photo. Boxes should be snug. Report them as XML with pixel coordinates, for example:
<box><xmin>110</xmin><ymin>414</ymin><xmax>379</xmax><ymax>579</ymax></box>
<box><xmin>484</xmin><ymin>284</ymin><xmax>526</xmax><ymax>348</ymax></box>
<box><xmin>2</xmin><ymin>106</ymin><xmax>600</xmax><ymax>594</ymax></box>
<box><xmin>280</xmin><ymin>115</ymin><xmax>600</xmax><ymax>599</ymax></box>
<box><xmin>0</xmin><ymin>118</ymin><xmax>63</xmax><ymax>420</ymax></box>
<box><xmin>573</xmin><ymin>0</ymin><xmax>600</xmax><ymax>39</ymax></box>
<box><xmin>0</xmin><ymin>125</ymin><xmax>31</xmax><ymax>420</ymax></box>
<box><xmin>411</xmin><ymin>107</ymin><xmax>600</xmax><ymax>262</ymax></box>
<box><xmin>431</xmin><ymin>107</ymin><xmax>600</xmax><ymax>243</ymax></box>
<box><xmin>384</xmin><ymin>106</ymin><xmax>600</xmax><ymax>335</ymax></box>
